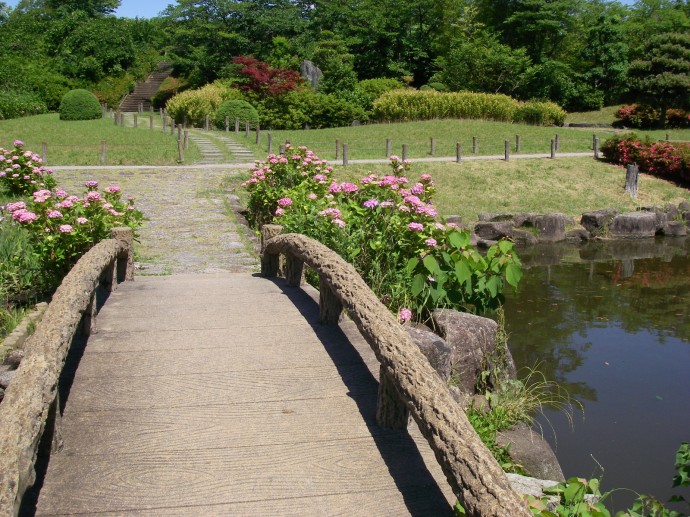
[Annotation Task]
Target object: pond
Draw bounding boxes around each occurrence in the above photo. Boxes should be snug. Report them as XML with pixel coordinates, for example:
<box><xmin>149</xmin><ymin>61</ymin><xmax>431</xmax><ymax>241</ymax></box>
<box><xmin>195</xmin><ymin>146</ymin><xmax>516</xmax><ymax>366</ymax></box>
<box><xmin>503</xmin><ymin>238</ymin><xmax>690</xmax><ymax>512</ymax></box>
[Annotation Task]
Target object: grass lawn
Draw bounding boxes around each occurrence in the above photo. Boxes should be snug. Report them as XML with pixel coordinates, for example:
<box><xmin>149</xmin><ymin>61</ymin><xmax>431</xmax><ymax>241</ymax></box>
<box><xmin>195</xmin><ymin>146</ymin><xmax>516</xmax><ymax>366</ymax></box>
<box><xmin>565</xmin><ymin>105</ymin><xmax>623</xmax><ymax>125</ymax></box>
<box><xmin>238</xmin><ymin>118</ymin><xmax>690</xmax><ymax>162</ymax></box>
<box><xmin>327</xmin><ymin>157</ymin><xmax>690</xmax><ymax>221</ymax></box>
<box><xmin>0</xmin><ymin>113</ymin><xmax>202</xmax><ymax>166</ymax></box>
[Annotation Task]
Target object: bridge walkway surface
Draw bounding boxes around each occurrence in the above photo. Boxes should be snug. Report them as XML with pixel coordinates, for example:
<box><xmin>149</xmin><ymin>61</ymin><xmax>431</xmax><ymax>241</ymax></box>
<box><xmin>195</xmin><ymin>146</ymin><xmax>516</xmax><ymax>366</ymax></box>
<box><xmin>22</xmin><ymin>167</ymin><xmax>456</xmax><ymax>516</ymax></box>
<box><xmin>28</xmin><ymin>274</ymin><xmax>456</xmax><ymax>516</ymax></box>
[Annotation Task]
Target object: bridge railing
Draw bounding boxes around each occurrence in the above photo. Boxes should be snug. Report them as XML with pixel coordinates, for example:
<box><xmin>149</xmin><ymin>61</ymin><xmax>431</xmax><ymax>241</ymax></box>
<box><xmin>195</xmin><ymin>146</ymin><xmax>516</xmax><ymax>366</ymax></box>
<box><xmin>260</xmin><ymin>225</ymin><xmax>531</xmax><ymax>517</ymax></box>
<box><xmin>0</xmin><ymin>228</ymin><xmax>134</xmax><ymax>516</ymax></box>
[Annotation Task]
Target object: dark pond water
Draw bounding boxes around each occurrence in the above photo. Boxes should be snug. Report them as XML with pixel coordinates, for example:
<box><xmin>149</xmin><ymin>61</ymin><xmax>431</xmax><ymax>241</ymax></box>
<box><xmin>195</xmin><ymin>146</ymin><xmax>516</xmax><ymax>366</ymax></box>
<box><xmin>503</xmin><ymin>238</ymin><xmax>690</xmax><ymax>511</ymax></box>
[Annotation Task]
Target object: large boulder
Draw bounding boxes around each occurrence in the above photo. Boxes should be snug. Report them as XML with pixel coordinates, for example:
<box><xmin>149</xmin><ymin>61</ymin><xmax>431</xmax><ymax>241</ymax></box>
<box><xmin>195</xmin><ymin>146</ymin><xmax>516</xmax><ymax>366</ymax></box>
<box><xmin>474</xmin><ymin>221</ymin><xmax>514</xmax><ymax>241</ymax></box>
<box><xmin>580</xmin><ymin>209</ymin><xmax>619</xmax><ymax>236</ymax></box>
<box><xmin>497</xmin><ymin>423</ymin><xmax>565</xmax><ymax>482</ymax></box>
<box><xmin>533</xmin><ymin>214</ymin><xmax>569</xmax><ymax>242</ymax></box>
<box><xmin>431</xmin><ymin>309</ymin><xmax>516</xmax><ymax>393</ymax></box>
<box><xmin>609</xmin><ymin>212</ymin><xmax>657</xmax><ymax>238</ymax></box>
<box><xmin>405</xmin><ymin>327</ymin><xmax>452</xmax><ymax>381</ymax></box>
<box><xmin>300</xmin><ymin>60</ymin><xmax>323</xmax><ymax>89</ymax></box>
<box><xmin>661</xmin><ymin>221</ymin><xmax>687</xmax><ymax>237</ymax></box>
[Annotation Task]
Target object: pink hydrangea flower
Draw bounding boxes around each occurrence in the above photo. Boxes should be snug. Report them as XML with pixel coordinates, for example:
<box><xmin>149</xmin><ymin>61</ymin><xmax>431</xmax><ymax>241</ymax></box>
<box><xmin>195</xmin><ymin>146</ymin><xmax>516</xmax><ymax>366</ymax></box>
<box><xmin>307</xmin><ymin>193</ymin><xmax>318</xmax><ymax>200</ymax></box>
<box><xmin>341</xmin><ymin>182</ymin><xmax>358</xmax><ymax>193</ymax></box>
<box><xmin>399</xmin><ymin>308</ymin><xmax>412</xmax><ymax>323</ymax></box>
<box><xmin>363</xmin><ymin>198</ymin><xmax>379</xmax><ymax>209</ymax></box>
<box><xmin>105</xmin><ymin>186</ymin><xmax>121</xmax><ymax>194</ymax></box>
<box><xmin>13</xmin><ymin>140</ymin><xmax>24</xmax><ymax>147</ymax></box>
<box><xmin>6</xmin><ymin>201</ymin><xmax>26</xmax><ymax>212</ymax></box>
<box><xmin>59</xmin><ymin>225</ymin><xmax>73</xmax><ymax>233</ymax></box>
<box><xmin>425</xmin><ymin>238</ymin><xmax>437</xmax><ymax>247</ymax></box>
<box><xmin>77</xmin><ymin>217</ymin><xmax>88</xmax><ymax>224</ymax></box>
<box><xmin>408</xmin><ymin>222</ymin><xmax>424</xmax><ymax>232</ymax></box>
<box><xmin>47</xmin><ymin>210</ymin><xmax>62</xmax><ymax>219</ymax></box>
<box><xmin>275</xmin><ymin>207</ymin><xmax>284</xmax><ymax>217</ymax></box>
<box><xmin>86</xmin><ymin>191</ymin><xmax>101</xmax><ymax>202</ymax></box>
<box><xmin>333</xmin><ymin>218</ymin><xmax>346</xmax><ymax>228</ymax></box>
<box><xmin>278</xmin><ymin>197</ymin><xmax>292</xmax><ymax>207</ymax></box>
<box><xmin>84</xmin><ymin>180</ymin><xmax>99</xmax><ymax>188</ymax></box>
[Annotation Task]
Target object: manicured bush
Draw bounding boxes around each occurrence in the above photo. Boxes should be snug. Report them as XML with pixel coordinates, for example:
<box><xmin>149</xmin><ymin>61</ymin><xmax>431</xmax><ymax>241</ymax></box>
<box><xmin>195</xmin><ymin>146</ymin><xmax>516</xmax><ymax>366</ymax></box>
<box><xmin>601</xmin><ymin>133</ymin><xmax>690</xmax><ymax>184</ymax></box>
<box><xmin>165</xmin><ymin>82</ymin><xmax>242</xmax><ymax>126</ymax></box>
<box><xmin>214</xmin><ymin>100</ymin><xmax>259</xmax><ymax>129</ymax></box>
<box><xmin>0</xmin><ymin>91</ymin><xmax>48</xmax><ymax>120</ymax></box>
<box><xmin>373</xmin><ymin>90</ymin><xmax>565</xmax><ymax>126</ymax></box>
<box><xmin>92</xmin><ymin>73</ymin><xmax>137</xmax><ymax>108</ymax></box>
<box><xmin>59</xmin><ymin>89</ymin><xmax>101</xmax><ymax>121</ymax></box>
<box><xmin>258</xmin><ymin>89</ymin><xmax>366</xmax><ymax>130</ymax></box>
<box><xmin>514</xmin><ymin>100</ymin><xmax>566</xmax><ymax>126</ymax></box>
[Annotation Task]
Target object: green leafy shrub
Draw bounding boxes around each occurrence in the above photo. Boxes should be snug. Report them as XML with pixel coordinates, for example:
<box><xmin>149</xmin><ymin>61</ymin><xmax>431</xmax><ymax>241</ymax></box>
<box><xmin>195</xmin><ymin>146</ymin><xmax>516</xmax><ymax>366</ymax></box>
<box><xmin>615</xmin><ymin>104</ymin><xmax>690</xmax><ymax>129</ymax></box>
<box><xmin>59</xmin><ymin>89</ymin><xmax>101</xmax><ymax>121</ymax></box>
<box><xmin>0</xmin><ymin>141</ymin><xmax>56</xmax><ymax>196</ymax></box>
<box><xmin>372</xmin><ymin>90</ymin><xmax>565</xmax><ymax>126</ymax></box>
<box><xmin>514</xmin><ymin>100</ymin><xmax>567</xmax><ymax>126</ymax></box>
<box><xmin>242</xmin><ymin>148</ymin><xmax>521</xmax><ymax>318</ymax></box>
<box><xmin>214</xmin><ymin>99</ymin><xmax>259</xmax><ymax>129</ymax></box>
<box><xmin>152</xmin><ymin>76</ymin><xmax>186</xmax><ymax>110</ymax></box>
<box><xmin>357</xmin><ymin>78</ymin><xmax>406</xmax><ymax>111</ymax></box>
<box><xmin>258</xmin><ymin>89</ymin><xmax>366</xmax><ymax>129</ymax></box>
<box><xmin>92</xmin><ymin>73</ymin><xmax>137</xmax><ymax>109</ymax></box>
<box><xmin>165</xmin><ymin>82</ymin><xmax>240</xmax><ymax>126</ymax></box>
<box><xmin>0</xmin><ymin>91</ymin><xmax>48</xmax><ymax>120</ymax></box>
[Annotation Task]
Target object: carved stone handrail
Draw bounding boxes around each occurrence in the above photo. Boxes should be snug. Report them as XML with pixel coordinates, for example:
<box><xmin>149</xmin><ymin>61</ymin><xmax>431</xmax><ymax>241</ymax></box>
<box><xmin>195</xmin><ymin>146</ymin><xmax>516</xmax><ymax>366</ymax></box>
<box><xmin>0</xmin><ymin>228</ymin><xmax>133</xmax><ymax>516</ymax></box>
<box><xmin>261</xmin><ymin>227</ymin><xmax>530</xmax><ymax>517</ymax></box>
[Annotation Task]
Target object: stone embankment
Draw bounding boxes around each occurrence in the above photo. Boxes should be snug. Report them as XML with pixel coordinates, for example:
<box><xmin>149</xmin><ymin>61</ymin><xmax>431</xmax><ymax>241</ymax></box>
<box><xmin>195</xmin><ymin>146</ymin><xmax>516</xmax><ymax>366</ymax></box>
<box><xmin>451</xmin><ymin>200</ymin><xmax>690</xmax><ymax>248</ymax></box>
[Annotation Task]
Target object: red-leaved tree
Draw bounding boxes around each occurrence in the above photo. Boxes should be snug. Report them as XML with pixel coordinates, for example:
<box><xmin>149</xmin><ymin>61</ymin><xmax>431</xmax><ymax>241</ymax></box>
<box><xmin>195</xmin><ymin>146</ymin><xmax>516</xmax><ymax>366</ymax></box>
<box><xmin>232</xmin><ymin>56</ymin><xmax>303</xmax><ymax>97</ymax></box>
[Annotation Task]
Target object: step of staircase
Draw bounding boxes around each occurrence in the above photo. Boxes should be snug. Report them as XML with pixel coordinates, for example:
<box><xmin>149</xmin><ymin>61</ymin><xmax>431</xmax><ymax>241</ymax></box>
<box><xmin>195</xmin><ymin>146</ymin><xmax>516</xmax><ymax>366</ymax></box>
<box><xmin>119</xmin><ymin>63</ymin><xmax>173</xmax><ymax>113</ymax></box>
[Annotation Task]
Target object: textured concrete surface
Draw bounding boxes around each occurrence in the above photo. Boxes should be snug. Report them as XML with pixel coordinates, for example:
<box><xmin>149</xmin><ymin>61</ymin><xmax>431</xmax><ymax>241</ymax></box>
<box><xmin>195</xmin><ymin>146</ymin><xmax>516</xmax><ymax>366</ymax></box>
<box><xmin>30</xmin><ymin>274</ymin><xmax>457</xmax><ymax>516</ymax></box>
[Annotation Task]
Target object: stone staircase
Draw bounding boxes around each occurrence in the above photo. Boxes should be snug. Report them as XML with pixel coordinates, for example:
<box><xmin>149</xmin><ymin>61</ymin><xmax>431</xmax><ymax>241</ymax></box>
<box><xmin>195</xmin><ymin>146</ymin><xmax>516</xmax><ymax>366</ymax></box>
<box><xmin>119</xmin><ymin>62</ymin><xmax>173</xmax><ymax>113</ymax></box>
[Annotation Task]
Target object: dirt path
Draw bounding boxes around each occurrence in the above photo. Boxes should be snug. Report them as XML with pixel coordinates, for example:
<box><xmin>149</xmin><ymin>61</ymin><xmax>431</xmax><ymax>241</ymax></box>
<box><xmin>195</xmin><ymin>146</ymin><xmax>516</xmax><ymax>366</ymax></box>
<box><xmin>54</xmin><ymin>167</ymin><xmax>259</xmax><ymax>275</ymax></box>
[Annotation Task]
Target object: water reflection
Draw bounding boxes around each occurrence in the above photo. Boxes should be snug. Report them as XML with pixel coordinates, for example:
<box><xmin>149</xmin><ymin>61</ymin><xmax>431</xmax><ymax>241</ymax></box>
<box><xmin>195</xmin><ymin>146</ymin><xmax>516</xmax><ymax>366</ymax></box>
<box><xmin>504</xmin><ymin>239</ymin><xmax>690</xmax><ymax>510</ymax></box>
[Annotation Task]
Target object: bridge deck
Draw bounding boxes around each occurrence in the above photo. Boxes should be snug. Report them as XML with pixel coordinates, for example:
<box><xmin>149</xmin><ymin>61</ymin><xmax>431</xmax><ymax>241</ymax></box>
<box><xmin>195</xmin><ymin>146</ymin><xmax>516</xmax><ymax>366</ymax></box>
<box><xmin>31</xmin><ymin>273</ymin><xmax>455</xmax><ymax>516</ymax></box>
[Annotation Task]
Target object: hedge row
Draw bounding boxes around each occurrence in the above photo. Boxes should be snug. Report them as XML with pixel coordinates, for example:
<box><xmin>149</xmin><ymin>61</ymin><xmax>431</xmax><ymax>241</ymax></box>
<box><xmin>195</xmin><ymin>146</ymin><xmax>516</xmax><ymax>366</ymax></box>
<box><xmin>0</xmin><ymin>91</ymin><xmax>48</xmax><ymax>120</ymax></box>
<box><xmin>615</xmin><ymin>104</ymin><xmax>690</xmax><ymax>129</ymax></box>
<box><xmin>601</xmin><ymin>133</ymin><xmax>690</xmax><ymax>184</ymax></box>
<box><xmin>372</xmin><ymin>90</ymin><xmax>566</xmax><ymax>126</ymax></box>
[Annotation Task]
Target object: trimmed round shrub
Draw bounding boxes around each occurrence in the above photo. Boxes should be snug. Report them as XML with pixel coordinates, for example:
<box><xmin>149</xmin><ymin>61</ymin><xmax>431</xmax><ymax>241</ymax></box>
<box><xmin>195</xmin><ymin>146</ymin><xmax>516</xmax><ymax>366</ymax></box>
<box><xmin>214</xmin><ymin>99</ymin><xmax>259</xmax><ymax>129</ymax></box>
<box><xmin>59</xmin><ymin>89</ymin><xmax>101</xmax><ymax>121</ymax></box>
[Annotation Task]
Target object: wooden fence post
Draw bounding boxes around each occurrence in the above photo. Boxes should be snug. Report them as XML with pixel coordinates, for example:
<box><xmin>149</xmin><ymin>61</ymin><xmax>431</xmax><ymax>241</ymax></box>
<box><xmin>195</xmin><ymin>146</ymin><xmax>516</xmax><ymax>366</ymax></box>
<box><xmin>342</xmin><ymin>143</ymin><xmax>349</xmax><ymax>166</ymax></box>
<box><xmin>515</xmin><ymin>135</ymin><xmax>521</xmax><ymax>153</ymax></box>
<box><xmin>100</xmin><ymin>141</ymin><xmax>106</xmax><ymax>164</ymax></box>
<box><xmin>279</xmin><ymin>144</ymin><xmax>286</xmax><ymax>156</ymax></box>
<box><xmin>255</xmin><ymin>125</ymin><xmax>261</xmax><ymax>145</ymax></box>
<box><xmin>114</xmin><ymin>111</ymin><xmax>119</xmax><ymax>126</ymax></box>
<box><xmin>554</xmin><ymin>134</ymin><xmax>560</xmax><ymax>151</ymax></box>
<box><xmin>133</xmin><ymin>113</ymin><xmax>138</xmax><ymax>128</ymax></box>
<box><xmin>42</xmin><ymin>142</ymin><xmax>47</xmax><ymax>163</ymax></box>
<box><xmin>183</xmin><ymin>129</ymin><xmax>189</xmax><ymax>150</ymax></box>
<box><xmin>430</xmin><ymin>137</ymin><xmax>435</xmax><ymax>156</ymax></box>
<box><xmin>594</xmin><ymin>136</ymin><xmax>599</xmax><ymax>159</ymax></box>
<box><xmin>550</xmin><ymin>139</ymin><xmax>556</xmax><ymax>159</ymax></box>
<box><xmin>162</xmin><ymin>115</ymin><xmax>167</xmax><ymax>132</ymax></box>
<box><xmin>402</xmin><ymin>144</ymin><xmax>408</xmax><ymax>161</ymax></box>
<box><xmin>456</xmin><ymin>142</ymin><xmax>461</xmax><ymax>163</ymax></box>
<box><xmin>235</xmin><ymin>117</ymin><xmax>240</xmax><ymax>133</ymax></box>
<box><xmin>178</xmin><ymin>125</ymin><xmax>182</xmax><ymax>140</ymax></box>
<box><xmin>267</xmin><ymin>132</ymin><xmax>273</xmax><ymax>154</ymax></box>
<box><xmin>149</xmin><ymin>113</ymin><xmax>154</xmax><ymax>129</ymax></box>
<box><xmin>625</xmin><ymin>164</ymin><xmax>639</xmax><ymax>199</ymax></box>
<box><xmin>245</xmin><ymin>121</ymin><xmax>250</xmax><ymax>138</ymax></box>
<box><xmin>504</xmin><ymin>140</ymin><xmax>510</xmax><ymax>161</ymax></box>
<box><xmin>335</xmin><ymin>139</ymin><xmax>340</xmax><ymax>161</ymax></box>
<box><xmin>170</xmin><ymin>120</ymin><xmax>175</xmax><ymax>135</ymax></box>
<box><xmin>205</xmin><ymin>114</ymin><xmax>210</xmax><ymax>131</ymax></box>
<box><xmin>386</xmin><ymin>138</ymin><xmax>392</xmax><ymax>158</ymax></box>
<box><xmin>472</xmin><ymin>136</ymin><xmax>478</xmax><ymax>154</ymax></box>
<box><xmin>177</xmin><ymin>139</ymin><xmax>184</xmax><ymax>163</ymax></box>
<box><xmin>225</xmin><ymin>116</ymin><xmax>229</xmax><ymax>132</ymax></box>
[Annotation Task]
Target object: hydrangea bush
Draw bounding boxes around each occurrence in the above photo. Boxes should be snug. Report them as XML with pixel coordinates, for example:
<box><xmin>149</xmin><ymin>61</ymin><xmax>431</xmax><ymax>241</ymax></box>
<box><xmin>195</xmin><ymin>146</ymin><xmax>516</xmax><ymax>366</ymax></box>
<box><xmin>0</xmin><ymin>141</ymin><xmax>56</xmax><ymax>196</ymax></box>
<box><xmin>243</xmin><ymin>146</ymin><xmax>522</xmax><ymax>321</ymax></box>
<box><xmin>2</xmin><ymin>180</ymin><xmax>143</xmax><ymax>287</ymax></box>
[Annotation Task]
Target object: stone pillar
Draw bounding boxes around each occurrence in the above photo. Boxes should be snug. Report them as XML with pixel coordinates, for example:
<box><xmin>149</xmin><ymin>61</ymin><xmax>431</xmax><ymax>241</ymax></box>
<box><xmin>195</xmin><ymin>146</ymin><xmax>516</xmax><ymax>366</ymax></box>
<box><xmin>261</xmin><ymin>225</ymin><xmax>283</xmax><ymax>277</ymax></box>
<box><xmin>110</xmin><ymin>227</ymin><xmax>134</xmax><ymax>282</ymax></box>
<box><xmin>285</xmin><ymin>255</ymin><xmax>304</xmax><ymax>287</ymax></box>
<box><xmin>318</xmin><ymin>275</ymin><xmax>342</xmax><ymax>324</ymax></box>
<box><xmin>376</xmin><ymin>366</ymin><xmax>409</xmax><ymax>429</ymax></box>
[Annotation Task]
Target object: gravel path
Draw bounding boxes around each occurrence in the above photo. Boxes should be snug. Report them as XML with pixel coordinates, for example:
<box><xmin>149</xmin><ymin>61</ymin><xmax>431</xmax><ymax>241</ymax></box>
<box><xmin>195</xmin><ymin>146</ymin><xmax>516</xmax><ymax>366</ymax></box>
<box><xmin>54</xmin><ymin>167</ymin><xmax>259</xmax><ymax>275</ymax></box>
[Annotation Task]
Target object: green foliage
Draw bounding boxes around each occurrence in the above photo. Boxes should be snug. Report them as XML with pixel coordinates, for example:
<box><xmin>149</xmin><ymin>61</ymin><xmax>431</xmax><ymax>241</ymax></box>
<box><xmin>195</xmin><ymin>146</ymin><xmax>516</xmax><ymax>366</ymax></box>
<box><xmin>465</xmin><ymin>402</ymin><xmax>524</xmax><ymax>474</ymax></box>
<box><xmin>91</xmin><ymin>73</ymin><xmax>136</xmax><ymax>108</ymax></box>
<box><xmin>515</xmin><ymin>100</ymin><xmax>567</xmax><ymax>126</ymax></box>
<box><xmin>152</xmin><ymin>76</ymin><xmax>187</xmax><ymax>110</ymax></box>
<box><xmin>628</xmin><ymin>32</ymin><xmax>690</xmax><ymax>128</ymax></box>
<box><xmin>165</xmin><ymin>83</ymin><xmax>233</xmax><ymax>126</ymax></box>
<box><xmin>258</xmin><ymin>89</ymin><xmax>367</xmax><ymax>130</ymax></box>
<box><xmin>59</xmin><ymin>89</ymin><xmax>101</xmax><ymax>121</ymax></box>
<box><xmin>525</xmin><ymin>477</ymin><xmax>611</xmax><ymax>517</ymax></box>
<box><xmin>214</xmin><ymin>100</ymin><xmax>259</xmax><ymax>130</ymax></box>
<box><xmin>373</xmin><ymin>90</ymin><xmax>565</xmax><ymax>126</ymax></box>
<box><xmin>0</xmin><ymin>91</ymin><xmax>47</xmax><ymax>120</ymax></box>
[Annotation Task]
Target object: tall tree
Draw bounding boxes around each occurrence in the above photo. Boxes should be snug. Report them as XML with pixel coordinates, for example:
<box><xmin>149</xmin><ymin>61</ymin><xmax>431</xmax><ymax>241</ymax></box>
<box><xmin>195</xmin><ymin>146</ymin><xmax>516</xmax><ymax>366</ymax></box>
<box><xmin>46</xmin><ymin>0</ymin><xmax>120</xmax><ymax>16</ymax></box>
<box><xmin>628</xmin><ymin>32</ymin><xmax>690</xmax><ymax>127</ymax></box>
